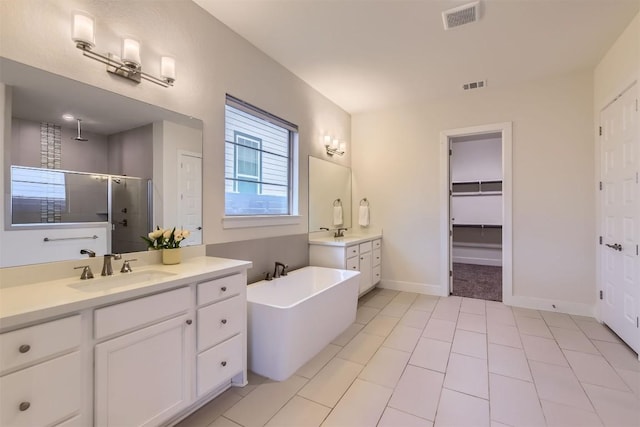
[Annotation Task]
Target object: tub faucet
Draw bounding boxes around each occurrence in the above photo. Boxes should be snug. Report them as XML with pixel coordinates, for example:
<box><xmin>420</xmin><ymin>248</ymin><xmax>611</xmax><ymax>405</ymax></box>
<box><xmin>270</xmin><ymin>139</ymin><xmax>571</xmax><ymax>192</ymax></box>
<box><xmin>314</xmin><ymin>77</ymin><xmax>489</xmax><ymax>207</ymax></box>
<box><xmin>274</xmin><ymin>262</ymin><xmax>288</xmax><ymax>278</ymax></box>
<box><xmin>101</xmin><ymin>253</ymin><xmax>122</xmax><ymax>276</ymax></box>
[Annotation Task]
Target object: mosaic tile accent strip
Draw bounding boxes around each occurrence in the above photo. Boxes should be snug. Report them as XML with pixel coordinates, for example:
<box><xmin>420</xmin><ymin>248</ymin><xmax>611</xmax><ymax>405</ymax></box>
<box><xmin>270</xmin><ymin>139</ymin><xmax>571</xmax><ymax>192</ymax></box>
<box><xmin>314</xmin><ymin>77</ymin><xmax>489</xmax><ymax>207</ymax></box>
<box><xmin>40</xmin><ymin>122</ymin><xmax>62</xmax><ymax>222</ymax></box>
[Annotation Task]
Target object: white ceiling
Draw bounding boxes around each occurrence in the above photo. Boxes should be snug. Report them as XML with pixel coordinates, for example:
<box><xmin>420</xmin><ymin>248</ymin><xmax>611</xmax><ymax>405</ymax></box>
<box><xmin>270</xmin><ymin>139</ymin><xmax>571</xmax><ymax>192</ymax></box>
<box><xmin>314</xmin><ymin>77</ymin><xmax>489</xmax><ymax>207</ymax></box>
<box><xmin>194</xmin><ymin>0</ymin><xmax>639</xmax><ymax>113</ymax></box>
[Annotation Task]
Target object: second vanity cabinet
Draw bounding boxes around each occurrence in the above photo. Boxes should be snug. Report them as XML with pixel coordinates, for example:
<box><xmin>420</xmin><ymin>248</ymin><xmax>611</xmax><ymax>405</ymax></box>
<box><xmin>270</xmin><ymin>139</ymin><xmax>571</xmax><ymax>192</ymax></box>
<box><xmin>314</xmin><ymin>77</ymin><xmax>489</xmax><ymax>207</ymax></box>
<box><xmin>310</xmin><ymin>236</ymin><xmax>382</xmax><ymax>296</ymax></box>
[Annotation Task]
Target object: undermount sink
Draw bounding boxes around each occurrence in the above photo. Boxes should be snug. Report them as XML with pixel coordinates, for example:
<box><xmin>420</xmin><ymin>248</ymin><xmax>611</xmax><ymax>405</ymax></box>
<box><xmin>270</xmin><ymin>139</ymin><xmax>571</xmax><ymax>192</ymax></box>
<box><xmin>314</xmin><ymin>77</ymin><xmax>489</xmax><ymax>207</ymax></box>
<box><xmin>68</xmin><ymin>270</ymin><xmax>177</xmax><ymax>292</ymax></box>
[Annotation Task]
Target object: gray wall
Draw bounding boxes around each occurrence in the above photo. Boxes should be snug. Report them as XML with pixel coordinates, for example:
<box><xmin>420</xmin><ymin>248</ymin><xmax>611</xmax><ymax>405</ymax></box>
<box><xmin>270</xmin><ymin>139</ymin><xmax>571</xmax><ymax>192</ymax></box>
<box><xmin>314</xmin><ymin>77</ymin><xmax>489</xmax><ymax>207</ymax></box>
<box><xmin>108</xmin><ymin>124</ymin><xmax>153</xmax><ymax>179</ymax></box>
<box><xmin>206</xmin><ymin>234</ymin><xmax>309</xmax><ymax>284</ymax></box>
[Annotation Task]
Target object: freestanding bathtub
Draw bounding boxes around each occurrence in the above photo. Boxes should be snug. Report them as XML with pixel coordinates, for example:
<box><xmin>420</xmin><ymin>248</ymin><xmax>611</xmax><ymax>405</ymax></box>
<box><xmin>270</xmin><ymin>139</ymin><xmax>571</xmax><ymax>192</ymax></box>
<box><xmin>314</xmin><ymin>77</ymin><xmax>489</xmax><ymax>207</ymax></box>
<box><xmin>246</xmin><ymin>266</ymin><xmax>360</xmax><ymax>381</ymax></box>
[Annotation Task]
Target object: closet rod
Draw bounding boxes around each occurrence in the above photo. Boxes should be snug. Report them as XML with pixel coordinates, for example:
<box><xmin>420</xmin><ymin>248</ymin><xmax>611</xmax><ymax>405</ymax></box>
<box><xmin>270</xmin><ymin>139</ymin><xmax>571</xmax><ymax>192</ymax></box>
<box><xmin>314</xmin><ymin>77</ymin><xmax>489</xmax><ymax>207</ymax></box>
<box><xmin>452</xmin><ymin>224</ymin><xmax>502</xmax><ymax>229</ymax></box>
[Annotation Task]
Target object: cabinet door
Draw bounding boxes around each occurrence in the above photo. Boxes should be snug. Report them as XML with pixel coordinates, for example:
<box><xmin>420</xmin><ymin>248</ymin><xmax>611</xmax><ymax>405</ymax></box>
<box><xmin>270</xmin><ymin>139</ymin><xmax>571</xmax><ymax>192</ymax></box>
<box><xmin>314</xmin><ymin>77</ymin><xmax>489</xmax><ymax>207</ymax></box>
<box><xmin>358</xmin><ymin>252</ymin><xmax>373</xmax><ymax>294</ymax></box>
<box><xmin>94</xmin><ymin>314</ymin><xmax>193</xmax><ymax>427</ymax></box>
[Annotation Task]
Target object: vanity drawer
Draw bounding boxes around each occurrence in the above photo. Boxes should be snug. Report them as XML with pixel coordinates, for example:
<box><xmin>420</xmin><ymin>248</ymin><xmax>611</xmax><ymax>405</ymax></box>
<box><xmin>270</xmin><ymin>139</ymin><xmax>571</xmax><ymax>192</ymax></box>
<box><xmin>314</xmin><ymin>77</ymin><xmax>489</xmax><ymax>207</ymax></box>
<box><xmin>346</xmin><ymin>256</ymin><xmax>359</xmax><ymax>271</ymax></box>
<box><xmin>197</xmin><ymin>334</ymin><xmax>243</xmax><ymax>397</ymax></box>
<box><xmin>0</xmin><ymin>315</ymin><xmax>81</xmax><ymax>375</ymax></box>
<box><xmin>373</xmin><ymin>239</ymin><xmax>382</xmax><ymax>250</ymax></box>
<box><xmin>94</xmin><ymin>287</ymin><xmax>190</xmax><ymax>340</ymax></box>
<box><xmin>373</xmin><ymin>266</ymin><xmax>381</xmax><ymax>284</ymax></box>
<box><xmin>359</xmin><ymin>241</ymin><xmax>372</xmax><ymax>254</ymax></box>
<box><xmin>198</xmin><ymin>274</ymin><xmax>243</xmax><ymax>306</ymax></box>
<box><xmin>197</xmin><ymin>296</ymin><xmax>243</xmax><ymax>352</ymax></box>
<box><xmin>346</xmin><ymin>245</ymin><xmax>359</xmax><ymax>258</ymax></box>
<box><xmin>0</xmin><ymin>352</ymin><xmax>81</xmax><ymax>427</ymax></box>
<box><xmin>373</xmin><ymin>249</ymin><xmax>381</xmax><ymax>267</ymax></box>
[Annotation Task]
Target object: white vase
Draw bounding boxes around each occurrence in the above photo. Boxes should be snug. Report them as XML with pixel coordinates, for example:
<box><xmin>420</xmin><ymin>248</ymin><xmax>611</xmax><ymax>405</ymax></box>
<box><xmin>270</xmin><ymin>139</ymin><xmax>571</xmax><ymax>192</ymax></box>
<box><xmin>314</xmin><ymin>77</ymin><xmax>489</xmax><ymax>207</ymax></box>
<box><xmin>162</xmin><ymin>248</ymin><xmax>181</xmax><ymax>265</ymax></box>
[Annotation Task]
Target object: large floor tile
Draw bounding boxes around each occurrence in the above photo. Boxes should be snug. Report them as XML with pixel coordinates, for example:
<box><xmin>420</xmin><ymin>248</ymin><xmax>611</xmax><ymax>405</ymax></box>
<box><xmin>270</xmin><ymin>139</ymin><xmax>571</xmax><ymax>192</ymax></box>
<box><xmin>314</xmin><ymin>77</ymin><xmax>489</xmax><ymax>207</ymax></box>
<box><xmin>410</xmin><ymin>337</ymin><xmax>451</xmax><ymax>373</ymax></box>
<box><xmin>392</xmin><ymin>292</ymin><xmax>419</xmax><ymax>305</ymax></box>
<box><xmin>591</xmin><ymin>339</ymin><xmax>640</xmax><ymax>372</ymax></box>
<box><xmin>411</xmin><ymin>295</ymin><xmax>438</xmax><ymax>312</ymax></box>
<box><xmin>355</xmin><ymin>306</ymin><xmax>380</xmax><ymax>325</ymax></box>
<box><xmin>265</xmin><ymin>396</ymin><xmax>330</xmax><ymax>427</ymax></box>
<box><xmin>389</xmin><ymin>365</ymin><xmax>444</xmax><ymax>421</ymax></box>
<box><xmin>383</xmin><ymin>325</ymin><xmax>422</xmax><ymax>353</ymax></box>
<box><xmin>451</xmin><ymin>329</ymin><xmax>487</xmax><ymax>359</ymax></box>
<box><xmin>435</xmin><ymin>388</ymin><xmax>490</xmax><ymax>427</ymax></box>
<box><xmin>489</xmin><ymin>373</ymin><xmax>546</xmax><ymax>427</ymax></box>
<box><xmin>487</xmin><ymin>323</ymin><xmax>522</xmax><ymax>348</ymax></box>
<box><xmin>540</xmin><ymin>311</ymin><xmax>580</xmax><ymax>330</ymax></box>
<box><xmin>298</xmin><ymin>358</ymin><xmax>363</xmax><ymax>408</ymax></box>
<box><xmin>431</xmin><ymin>302</ymin><xmax>460</xmax><ymax>322</ymax></box>
<box><xmin>512</xmin><ymin>307</ymin><xmax>543</xmax><ymax>319</ymax></box>
<box><xmin>176</xmin><ymin>389</ymin><xmax>243</xmax><ymax>427</ymax></box>
<box><xmin>457</xmin><ymin>312</ymin><xmax>487</xmax><ymax>334</ymax></box>
<box><xmin>575</xmin><ymin>320</ymin><xmax>622</xmax><ymax>343</ymax></box>
<box><xmin>362</xmin><ymin>315</ymin><xmax>399</xmax><ymax>337</ymax></box>
<box><xmin>460</xmin><ymin>297</ymin><xmax>486</xmax><ymax>315</ymax></box>
<box><xmin>583</xmin><ymin>383</ymin><xmax>640</xmax><ymax>427</ymax></box>
<box><xmin>336</xmin><ymin>331</ymin><xmax>385</xmax><ymax>365</ymax></box>
<box><xmin>616</xmin><ymin>367</ymin><xmax>640</xmax><ymax>396</ymax></box>
<box><xmin>563</xmin><ymin>349</ymin><xmax>630</xmax><ymax>391</ymax></box>
<box><xmin>444</xmin><ymin>352</ymin><xmax>489</xmax><ymax>399</ymax></box>
<box><xmin>550</xmin><ymin>327</ymin><xmax>599</xmax><ymax>354</ymax></box>
<box><xmin>224</xmin><ymin>375</ymin><xmax>307</xmax><ymax>427</ymax></box>
<box><xmin>488</xmin><ymin>343</ymin><xmax>532</xmax><ymax>381</ymax></box>
<box><xmin>296</xmin><ymin>344</ymin><xmax>342</xmax><ymax>379</ymax></box>
<box><xmin>486</xmin><ymin>306</ymin><xmax>516</xmax><ymax>327</ymax></box>
<box><xmin>516</xmin><ymin>316</ymin><xmax>553</xmax><ymax>338</ymax></box>
<box><xmin>359</xmin><ymin>346</ymin><xmax>411</xmax><ymax>388</ymax></box>
<box><xmin>362</xmin><ymin>294</ymin><xmax>395</xmax><ymax>309</ymax></box>
<box><xmin>520</xmin><ymin>334</ymin><xmax>568</xmax><ymax>366</ymax></box>
<box><xmin>381</xmin><ymin>302</ymin><xmax>412</xmax><ymax>318</ymax></box>
<box><xmin>400</xmin><ymin>308</ymin><xmax>431</xmax><ymax>329</ymax></box>
<box><xmin>234</xmin><ymin>371</ymin><xmax>269</xmax><ymax>397</ymax></box>
<box><xmin>375</xmin><ymin>288</ymin><xmax>400</xmax><ymax>297</ymax></box>
<box><xmin>331</xmin><ymin>322</ymin><xmax>364</xmax><ymax>347</ymax></box>
<box><xmin>321</xmin><ymin>379</ymin><xmax>392</xmax><ymax>427</ymax></box>
<box><xmin>378</xmin><ymin>407</ymin><xmax>433</xmax><ymax>427</ymax></box>
<box><xmin>529</xmin><ymin>360</ymin><xmax>594</xmax><ymax>411</ymax></box>
<box><xmin>540</xmin><ymin>400</ymin><xmax>603</xmax><ymax>427</ymax></box>
<box><xmin>423</xmin><ymin>318</ymin><xmax>457</xmax><ymax>342</ymax></box>
<box><xmin>209</xmin><ymin>417</ymin><xmax>243</xmax><ymax>427</ymax></box>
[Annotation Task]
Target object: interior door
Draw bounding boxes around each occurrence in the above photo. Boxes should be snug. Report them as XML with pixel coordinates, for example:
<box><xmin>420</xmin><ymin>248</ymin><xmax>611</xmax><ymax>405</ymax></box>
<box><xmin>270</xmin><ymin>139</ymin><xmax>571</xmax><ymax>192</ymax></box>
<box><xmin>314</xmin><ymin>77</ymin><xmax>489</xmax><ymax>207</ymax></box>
<box><xmin>178</xmin><ymin>152</ymin><xmax>203</xmax><ymax>246</ymax></box>
<box><xmin>600</xmin><ymin>82</ymin><xmax>639</xmax><ymax>354</ymax></box>
<box><xmin>448</xmin><ymin>138</ymin><xmax>454</xmax><ymax>295</ymax></box>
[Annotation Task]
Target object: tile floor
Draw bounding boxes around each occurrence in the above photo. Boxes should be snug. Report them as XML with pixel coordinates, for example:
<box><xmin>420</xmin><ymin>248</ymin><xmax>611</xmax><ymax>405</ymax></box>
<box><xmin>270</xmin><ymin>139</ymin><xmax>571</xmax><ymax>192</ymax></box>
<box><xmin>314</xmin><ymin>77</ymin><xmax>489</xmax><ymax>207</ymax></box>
<box><xmin>178</xmin><ymin>289</ymin><xmax>640</xmax><ymax>427</ymax></box>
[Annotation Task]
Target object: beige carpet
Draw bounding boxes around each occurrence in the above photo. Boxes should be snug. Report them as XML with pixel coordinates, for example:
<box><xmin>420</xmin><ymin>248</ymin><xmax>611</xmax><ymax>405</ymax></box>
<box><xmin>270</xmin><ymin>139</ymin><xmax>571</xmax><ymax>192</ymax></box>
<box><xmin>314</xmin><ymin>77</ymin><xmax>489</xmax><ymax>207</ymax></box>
<box><xmin>452</xmin><ymin>262</ymin><xmax>502</xmax><ymax>301</ymax></box>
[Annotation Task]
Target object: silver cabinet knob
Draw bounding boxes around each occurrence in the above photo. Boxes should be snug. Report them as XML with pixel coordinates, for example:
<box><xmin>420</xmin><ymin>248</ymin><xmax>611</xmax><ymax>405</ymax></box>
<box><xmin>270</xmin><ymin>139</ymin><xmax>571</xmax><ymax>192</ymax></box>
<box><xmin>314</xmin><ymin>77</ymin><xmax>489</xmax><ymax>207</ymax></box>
<box><xmin>19</xmin><ymin>402</ymin><xmax>30</xmax><ymax>411</ymax></box>
<box><xmin>221</xmin><ymin>319</ymin><xmax>227</xmax><ymax>324</ymax></box>
<box><xmin>19</xmin><ymin>344</ymin><xmax>30</xmax><ymax>354</ymax></box>
<box><xmin>221</xmin><ymin>286</ymin><xmax>227</xmax><ymax>292</ymax></box>
<box><xmin>186</xmin><ymin>319</ymin><xmax>193</xmax><ymax>325</ymax></box>
<box><xmin>221</xmin><ymin>361</ymin><xmax>227</xmax><ymax>367</ymax></box>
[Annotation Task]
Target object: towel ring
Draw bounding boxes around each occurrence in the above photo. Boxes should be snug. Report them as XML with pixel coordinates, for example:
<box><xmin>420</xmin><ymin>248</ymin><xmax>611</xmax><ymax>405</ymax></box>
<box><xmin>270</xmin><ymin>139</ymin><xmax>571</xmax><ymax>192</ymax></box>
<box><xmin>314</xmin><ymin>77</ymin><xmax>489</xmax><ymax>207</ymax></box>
<box><xmin>360</xmin><ymin>198</ymin><xmax>369</xmax><ymax>206</ymax></box>
<box><xmin>333</xmin><ymin>198</ymin><xmax>342</xmax><ymax>207</ymax></box>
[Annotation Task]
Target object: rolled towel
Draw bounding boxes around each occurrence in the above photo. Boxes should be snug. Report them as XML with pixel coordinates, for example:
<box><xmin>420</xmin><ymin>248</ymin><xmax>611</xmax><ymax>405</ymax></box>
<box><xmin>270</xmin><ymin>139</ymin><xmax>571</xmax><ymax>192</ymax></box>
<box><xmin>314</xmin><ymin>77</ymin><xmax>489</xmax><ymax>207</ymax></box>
<box><xmin>359</xmin><ymin>205</ymin><xmax>370</xmax><ymax>227</ymax></box>
<box><xmin>333</xmin><ymin>205</ymin><xmax>343</xmax><ymax>226</ymax></box>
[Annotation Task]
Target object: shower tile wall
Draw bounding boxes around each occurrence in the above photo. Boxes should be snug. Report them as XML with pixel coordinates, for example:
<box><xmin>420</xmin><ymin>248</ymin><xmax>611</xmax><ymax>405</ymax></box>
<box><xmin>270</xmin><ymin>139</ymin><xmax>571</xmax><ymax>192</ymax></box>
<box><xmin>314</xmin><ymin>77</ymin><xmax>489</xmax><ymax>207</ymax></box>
<box><xmin>40</xmin><ymin>122</ymin><xmax>62</xmax><ymax>222</ymax></box>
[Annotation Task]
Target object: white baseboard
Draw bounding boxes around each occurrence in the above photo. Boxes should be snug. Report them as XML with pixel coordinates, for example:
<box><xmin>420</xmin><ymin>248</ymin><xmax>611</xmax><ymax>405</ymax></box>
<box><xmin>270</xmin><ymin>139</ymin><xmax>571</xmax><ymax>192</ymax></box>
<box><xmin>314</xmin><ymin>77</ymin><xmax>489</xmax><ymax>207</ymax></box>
<box><xmin>504</xmin><ymin>295</ymin><xmax>596</xmax><ymax>317</ymax></box>
<box><xmin>452</xmin><ymin>256</ymin><xmax>502</xmax><ymax>266</ymax></box>
<box><xmin>378</xmin><ymin>279</ymin><xmax>447</xmax><ymax>297</ymax></box>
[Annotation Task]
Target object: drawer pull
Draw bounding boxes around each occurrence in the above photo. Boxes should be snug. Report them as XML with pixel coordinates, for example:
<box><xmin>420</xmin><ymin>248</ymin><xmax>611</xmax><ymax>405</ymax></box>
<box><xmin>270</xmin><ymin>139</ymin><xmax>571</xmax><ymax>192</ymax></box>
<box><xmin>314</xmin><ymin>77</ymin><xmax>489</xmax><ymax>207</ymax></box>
<box><xmin>18</xmin><ymin>344</ymin><xmax>31</xmax><ymax>354</ymax></box>
<box><xmin>221</xmin><ymin>361</ymin><xmax>227</xmax><ymax>367</ymax></box>
<box><xmin>221</xmin><ymin>286</ymin><xmax>227</xmax><ymax>292</ymax></box>
<box><xmin>19</xmin><ymin>402</ymin><xmax>30</xmax><ymax>411</ymax></box>
<box><xmin>186</xmin><ymin>319</ymin><xmax>193</xmax><ymax>325</ymax></box>
<box><xmin>221</xmin><ymin>319</ymin><xmax>227</xmax><ymax>325</ymax></box>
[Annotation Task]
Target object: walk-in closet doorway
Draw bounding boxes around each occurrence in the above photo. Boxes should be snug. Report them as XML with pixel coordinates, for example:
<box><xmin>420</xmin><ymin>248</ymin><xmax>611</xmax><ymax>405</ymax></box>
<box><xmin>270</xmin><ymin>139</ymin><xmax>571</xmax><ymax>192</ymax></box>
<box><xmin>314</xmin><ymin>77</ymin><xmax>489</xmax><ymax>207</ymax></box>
<box><xmin>440</xmin><ymin>123</ymin><xmax>513</xmax><ymax>303</ymax></box>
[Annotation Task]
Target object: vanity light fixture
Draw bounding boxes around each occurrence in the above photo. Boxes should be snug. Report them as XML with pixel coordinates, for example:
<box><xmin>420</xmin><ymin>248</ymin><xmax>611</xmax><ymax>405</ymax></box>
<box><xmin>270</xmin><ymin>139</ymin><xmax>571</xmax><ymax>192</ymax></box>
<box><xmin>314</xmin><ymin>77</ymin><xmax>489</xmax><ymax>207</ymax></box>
<box><xmin>324</xmin><ymin>136</ymin><xmax>346</xmax><ymax>156</ymax></box>
<box><xmin>71</xmin><ymin>11</ymin><xmax>176</xmax><ymax>87</ymax></box>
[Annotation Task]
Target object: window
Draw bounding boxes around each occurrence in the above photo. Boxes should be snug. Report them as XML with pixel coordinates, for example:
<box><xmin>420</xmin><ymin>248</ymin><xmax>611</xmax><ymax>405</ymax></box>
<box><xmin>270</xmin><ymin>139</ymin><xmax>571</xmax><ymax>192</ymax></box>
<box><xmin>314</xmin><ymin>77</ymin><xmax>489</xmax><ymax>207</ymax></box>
<box><xmin>225</xmin><ymin>95</ymin><xmax>297</xmax><ymax>217</ymax></box>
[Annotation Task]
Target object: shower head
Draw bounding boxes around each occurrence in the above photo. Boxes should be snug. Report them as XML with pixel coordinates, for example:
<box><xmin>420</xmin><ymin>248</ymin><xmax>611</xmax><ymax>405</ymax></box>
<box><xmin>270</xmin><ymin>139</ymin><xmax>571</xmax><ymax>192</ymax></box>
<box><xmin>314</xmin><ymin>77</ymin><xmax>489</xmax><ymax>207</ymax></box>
<box><xmin>73</xmin><ymin>119</ymin><xmax>88</xmax><ymax>142</ymax></box>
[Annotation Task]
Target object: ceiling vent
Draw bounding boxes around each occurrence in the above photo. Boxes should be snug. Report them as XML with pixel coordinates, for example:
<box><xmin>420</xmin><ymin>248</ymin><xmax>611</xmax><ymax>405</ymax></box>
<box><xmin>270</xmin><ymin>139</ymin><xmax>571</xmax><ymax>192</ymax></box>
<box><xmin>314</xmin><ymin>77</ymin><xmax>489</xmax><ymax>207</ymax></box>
<box><xmin>462</xmin><ymin>80</ymin><xmax>487</xmax><ymax>91</ymax></box>
<box><xmin>442</xmin><ymin>1</ymin><xmax>480</xmax><ymax>30</ymax></box>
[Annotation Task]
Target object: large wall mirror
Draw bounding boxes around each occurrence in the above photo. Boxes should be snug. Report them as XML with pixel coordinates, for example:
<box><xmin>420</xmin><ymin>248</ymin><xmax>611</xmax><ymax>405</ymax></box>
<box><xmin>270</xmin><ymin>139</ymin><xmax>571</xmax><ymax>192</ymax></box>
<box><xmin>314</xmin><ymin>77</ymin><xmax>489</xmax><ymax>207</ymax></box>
<box><xmin>1</xmin><ymin>58</ymin><xmax>203</xmax><ymax>267</ymax></box>
<box><xmin>308</xmin><ymin>156</ymin><xmax>352</xmax><ymax>232</ymax></box>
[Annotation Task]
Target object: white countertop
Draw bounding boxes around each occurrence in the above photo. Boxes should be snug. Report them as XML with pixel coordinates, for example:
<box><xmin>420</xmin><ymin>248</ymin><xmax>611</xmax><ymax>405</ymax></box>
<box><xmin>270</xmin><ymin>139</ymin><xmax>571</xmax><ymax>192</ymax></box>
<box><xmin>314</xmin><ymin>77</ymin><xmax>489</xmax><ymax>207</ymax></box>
<box><xmin>0</xmin><ymin>256</ymin><xmax>252</xmax><ymax>331</ymax></box>
<box><xmin>308</xmin><ymin>233</ymin><xmax>382</xmax><ymax>247</ymax></box>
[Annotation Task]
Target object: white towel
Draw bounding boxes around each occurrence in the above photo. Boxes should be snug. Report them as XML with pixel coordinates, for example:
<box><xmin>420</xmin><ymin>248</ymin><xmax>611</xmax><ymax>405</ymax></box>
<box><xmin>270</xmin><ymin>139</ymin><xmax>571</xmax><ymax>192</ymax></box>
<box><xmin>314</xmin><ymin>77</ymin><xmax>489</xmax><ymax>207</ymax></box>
<box><xmin>359</xmin><ymin>205</ymin><xmax>370</xmax><ymax>227</ymax></box>
<box><xmin>333</xmin><ymin>206</ymin><xmax>343</xmax><ymax>226</ymax></box>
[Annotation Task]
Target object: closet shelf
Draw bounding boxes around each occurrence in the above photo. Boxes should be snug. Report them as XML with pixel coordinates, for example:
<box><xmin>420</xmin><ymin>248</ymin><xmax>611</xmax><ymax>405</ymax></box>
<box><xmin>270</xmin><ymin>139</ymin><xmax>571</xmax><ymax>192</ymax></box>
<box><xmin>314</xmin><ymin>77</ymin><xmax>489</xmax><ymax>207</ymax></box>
<box><xmin>452</xmin><ymin>224</ymin><xmax>502</xmax><ymax>228</ymax></box>
<box><xmin>452</xmin><ymin>191</ymin><xmax>502</xmax><ymax>197</ymax></box>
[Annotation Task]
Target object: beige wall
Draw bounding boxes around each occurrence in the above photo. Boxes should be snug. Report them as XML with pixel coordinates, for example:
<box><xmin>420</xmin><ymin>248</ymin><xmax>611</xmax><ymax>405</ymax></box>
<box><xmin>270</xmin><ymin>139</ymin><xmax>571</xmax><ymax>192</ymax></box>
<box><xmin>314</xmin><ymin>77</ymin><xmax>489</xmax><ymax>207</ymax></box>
<box><xmin>352</xmin><ymin>70</ymin><xmax>595</xmax><ymax>309</ymax></box>
<box><xmin>0</xmin><ymin>0</ymin><xmax>350</xmax><ymax>247</ymax></box>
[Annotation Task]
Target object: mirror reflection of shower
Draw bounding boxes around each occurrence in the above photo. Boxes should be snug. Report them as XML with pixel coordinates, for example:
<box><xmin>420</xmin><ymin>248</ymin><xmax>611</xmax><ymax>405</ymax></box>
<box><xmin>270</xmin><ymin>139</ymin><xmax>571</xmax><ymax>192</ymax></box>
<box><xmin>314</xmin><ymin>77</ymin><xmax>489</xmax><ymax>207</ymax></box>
<box><xmin>110</xmin><ymin>176</ymin><xmax>152</xmax><ymax>254</ymax></box>
<box><xmin>72</xmin><ymin>119</ymin><xmax>89</xmax><ymax>142</ymax></box>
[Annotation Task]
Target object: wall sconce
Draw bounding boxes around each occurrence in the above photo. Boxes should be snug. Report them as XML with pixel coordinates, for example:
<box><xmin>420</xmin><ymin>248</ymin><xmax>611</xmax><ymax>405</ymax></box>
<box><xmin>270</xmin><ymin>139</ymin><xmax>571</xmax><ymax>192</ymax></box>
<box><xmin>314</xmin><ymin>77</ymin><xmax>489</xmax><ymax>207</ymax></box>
<box><xmin>71</xmin><ymin>11</ymin><xmax>176</xmax><ymax>87</ymax></box>
<box><xmin>324</xmin><ymin>135</ymin><xmax>346</xmax><ymax>156</ymax></box>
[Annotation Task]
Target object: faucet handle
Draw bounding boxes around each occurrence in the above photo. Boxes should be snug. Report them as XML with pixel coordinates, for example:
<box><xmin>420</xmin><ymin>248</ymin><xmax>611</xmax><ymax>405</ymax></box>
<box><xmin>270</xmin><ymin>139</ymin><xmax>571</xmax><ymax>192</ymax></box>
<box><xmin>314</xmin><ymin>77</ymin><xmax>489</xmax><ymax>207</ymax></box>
<box><xmin>120</xmin><ymin>258</ymin><xmax>137</xmax><ymax>273</ymax></box>
<box><xmin>112</xmin><ymin>253</ymin><xmax>122</xmax><ymax>260</ymax></box>
<box><xmin>74</xmin><ymin>265</ymin><xmax>94</xmax><ymax>280</ymax></box>
<box><xmin>281</xmin><ymin>264</ymin><xmax>289</xmax><ymax>276</ymax></box>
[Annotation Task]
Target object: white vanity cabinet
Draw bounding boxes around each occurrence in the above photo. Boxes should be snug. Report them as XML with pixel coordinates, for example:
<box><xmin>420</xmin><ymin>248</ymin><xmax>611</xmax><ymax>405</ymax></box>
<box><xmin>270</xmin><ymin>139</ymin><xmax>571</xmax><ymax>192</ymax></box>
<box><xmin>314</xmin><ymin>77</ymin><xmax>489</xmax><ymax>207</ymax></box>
<box><xmin>94</xmin><ymin>287</ymin><xmax>193</xmax><ymax>427</ymax></box>
<box><xmin>309</xmin><ymin>236</ymin><xmax>382</xmax><ymax>296</ymax></box>
<box><xmin>0</xmin><ymin>315</ymin><xmax>83</xmax><ymax>427</ymax></box>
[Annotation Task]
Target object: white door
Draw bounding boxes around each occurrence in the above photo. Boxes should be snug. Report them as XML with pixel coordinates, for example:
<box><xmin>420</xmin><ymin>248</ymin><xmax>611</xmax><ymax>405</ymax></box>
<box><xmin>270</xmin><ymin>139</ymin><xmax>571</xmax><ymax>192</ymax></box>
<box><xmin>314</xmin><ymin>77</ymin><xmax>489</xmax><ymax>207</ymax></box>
<box><xmin>94</xmin><ymin>315</ymin><xmax>193</xmax><ymax>427</ymax></box>
<box><xmin>178</xmin><ymin>152</ymin><xmax>203</xmax><ymax>246</ymax></box>
<box><xmin>600</xmin><ymin>83</ymin><xmax>639</xmax><ymax>354</ymax></box>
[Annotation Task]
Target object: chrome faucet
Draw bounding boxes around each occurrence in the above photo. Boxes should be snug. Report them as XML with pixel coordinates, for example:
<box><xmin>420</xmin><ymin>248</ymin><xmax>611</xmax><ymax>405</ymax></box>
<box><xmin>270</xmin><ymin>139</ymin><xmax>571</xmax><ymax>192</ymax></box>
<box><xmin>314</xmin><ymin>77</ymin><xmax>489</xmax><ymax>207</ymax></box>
<box><xmin>80</xmin><ymin>249</ymin><xmax>96</xmax><ymax>258</ymax></box>
<box><xmin>334</xmin><ymin>228</ymin><xmax>348</xmax><ymax>238</ymax></box>
<box><xmin>274</xmin><ymin>262</ymin><xmax>288</xmax><ymax>278</ymax></box>
<box><xmin>101</xmin><ymin>253</ymin><xmax>122</xmax><ymax>276</ymax></box>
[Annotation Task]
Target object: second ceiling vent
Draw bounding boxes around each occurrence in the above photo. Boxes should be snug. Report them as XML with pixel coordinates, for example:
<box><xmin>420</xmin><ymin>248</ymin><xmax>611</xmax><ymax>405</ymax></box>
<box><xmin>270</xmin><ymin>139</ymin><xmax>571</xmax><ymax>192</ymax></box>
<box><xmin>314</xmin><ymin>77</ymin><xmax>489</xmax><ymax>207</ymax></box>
<box><xmin>442</xmin><ymin>1</ymin><xmax>480</xmax><ymax>30</ymax></box>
